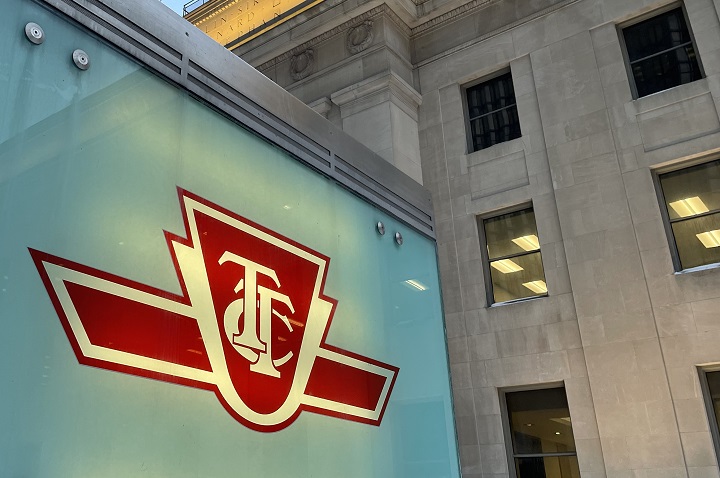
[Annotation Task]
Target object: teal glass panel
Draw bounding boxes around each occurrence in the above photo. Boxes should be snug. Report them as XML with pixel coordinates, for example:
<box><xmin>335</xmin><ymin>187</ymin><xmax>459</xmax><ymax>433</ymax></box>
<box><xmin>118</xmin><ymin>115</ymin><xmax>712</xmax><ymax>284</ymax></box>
<box><xmin>0</xmin><ymin>2</ymin><xmax>460</xmax><ymax>477</ymax></box>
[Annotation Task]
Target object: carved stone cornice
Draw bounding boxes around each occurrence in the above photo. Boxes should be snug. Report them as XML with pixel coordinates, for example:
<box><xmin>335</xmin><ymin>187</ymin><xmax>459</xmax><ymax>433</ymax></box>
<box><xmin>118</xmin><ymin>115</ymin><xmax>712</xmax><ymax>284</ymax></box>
<box><xmin>253</xmin><ymin>0</ymin><xmax>580</xmax><ymax>71</ymax></box>
<box><xmin>255</xmin><ymin>4</ymin><xmax>410</xmax><ymax>71</ymax></box>
<box><xmin>411</xmin><ymin>0</ymin><xmax>576</xmax><ymax>37</ymax></box>
<box><xmin>330</xmin><ymin>71</ymin><xmax>422</xmax><ymax>120</ymax></box>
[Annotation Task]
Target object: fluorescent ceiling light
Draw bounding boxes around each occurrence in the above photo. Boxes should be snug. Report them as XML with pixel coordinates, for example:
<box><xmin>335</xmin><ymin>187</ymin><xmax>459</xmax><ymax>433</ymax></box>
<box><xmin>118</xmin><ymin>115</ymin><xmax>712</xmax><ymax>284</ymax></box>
<box><xmin>522</xmin><ymin>280</ymin><xmax>547</xmax><ymax>294</ymax></box>
<box><xmin>669</xmin><ymin>196</ymin><xmax>709</xmax><ymax>217</ymax></box>
<box><xmin>512</xmin><ymin>234</ymin><xmax>540</xmax><ymax>251</ymax></box>
<box><xmin>696</xmin><ymin>230</ymin><xmax>720</xmax><ymax>248</ymax></box>
<box><xmin>404</xmin><ymin>279</ymin><xmax>428</xmax><ymax>291</ymax></box>
<box><xmin>491</xmin><ymin>259</ymin><xmax>524</xmax><ymax>274</ymax></box>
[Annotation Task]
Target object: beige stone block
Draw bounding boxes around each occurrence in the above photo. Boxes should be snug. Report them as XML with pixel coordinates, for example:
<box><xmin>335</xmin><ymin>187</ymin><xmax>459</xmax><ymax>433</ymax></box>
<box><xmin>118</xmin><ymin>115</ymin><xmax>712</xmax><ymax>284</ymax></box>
<box><xmin>601</xmin><ymin>436</ymin><xmax>632</xmax><ymax>471</ymax></box>
<box><xmin>445</xmin><ymin>312</ymin><xmax>468</xmax><ymax>339</ymax></box>
<box><xmin>470</xmin><ymin>360</ymin><xmax>489</xmax><ymax>388</ymax></box>
<box><xmin>576</xmin><ymin>437</ymin><xmax>607</xmax><ymax>473</ymax></box>
<box><xmin>448</xmin><ymin>336</ymin><xmax>470</xmax><ymax>364</ymax></box>
<box><xmin>454</xmin><ymin>387</ymin><xmax>476</xmax><ymax>418</ymax></box>
<box><xmin>451</xmin><ymin>362</ymin><xmax>473</xmax><ymax>390</ymax></box>
<box><xmin>617</xmin><ymin>368</ymin><xmax>672</xmax><ymax>403</ymax></box>
<box><xmin>594</xmin><ymin>401</ymin><xmax>652</xmax><ymax>438</ymax></box>
<box><xmin>546</xmin><ymin>321</ymin><xmax>582</xmax><ymax>351</ymax></box>
<box><xmin>625</xmin><ymin>432</ymin><xmax>685</xmax><ymax>468</ymax></box>
<box><xmin>635</xmin><ymin>218</ymin><xmax>671</xmax><ymax>253</ymax></box>
<box><xmin>478</xmin><ymin>444</ymin><xmax>509</xmax><ymax>474</ymax></box>
<box><xmin>666</xmin><ymin>366</ymin><xmax>702</xmax><ymax>401</ymax></box>
<box><xmin>485</xmin><ymin>352</ymin><xmax>570</xmax><ymax>388</ymax></box>
<box><xmin>646</xmin><ymin>399</ymin><xmax>683</xmax><ymax>436</ymax></box>
<box><xmin>468</xmin><ymin>333</ymin><xmax>499</xmax><ymax>361</ymax></box>
<box><xmin>675</xmin><ymin>398</ymin><xmax>711</xmax><ymax>433</ymax></box>
<box><xmin>457</xmin><ymin>414</ymin><xmax>480</xmax><ymax>445</ymax></box>
<box><xmin>691</xmin><ymin>298</ymin><xmax>720</xmax><ymax>333</ymax></box>
<box><xmin>637</xmin><ymin>91</ymin><xmax>720</xmax><ymax>152</ymax></box>
<box><xmin>682</xmin><ymin>431</ymin><xmax>718</xmax><ymax>467</ymax></box>
<box><xmin>466</xmin><ymin>308</ymin><xmax>492</xmax><ymax>336</ymax></box>
<box><xmin>568</xmin><ymin>348</ymin><xmax>589</xmax><ymax>378</ymax></box>
<box><xmin>571</xmin><ymin>152</ymin><xmax>621</xmax><ymax>185</ymax></box>
<box><xmin>655</xmin><ymin>303</ymin><xmax>698</xmax><ymax>338</ymax></box>
<box><xmin>459</xmin><ymin>444</ymin><xmax>482</xmax><ymax>475</ymax></box>
<box><xmin>475</xmin><ymin>413</ymin><xmax>504</xmax><ymax>445</ymax></box>
<box><xmin>688</xmin><ymin>467</ymin><xmax>720</xmax><ymax>478</ymax></box>
<box><xmin>469</xmin><ymin>149</ymin><xmax>529</xmax><ymax>199</ymax></box>
<box><xmin>566</xmin><ymin>377</ymin><xmax>601</xmax><ymax>439</ymax></box>
<box><xmin>664</xmin><ymin>331</ymin><xmax>720</xmax><ymax>365</ymax></box>
<box><xmin>496</xmin><ymin>326</ymin><xmax>550</xmax><ymax>357</ymax></box>
<box><xmin>473</xmin><ymin>386</ymin><xmax>501</xmax><ymax>416</ymax></box>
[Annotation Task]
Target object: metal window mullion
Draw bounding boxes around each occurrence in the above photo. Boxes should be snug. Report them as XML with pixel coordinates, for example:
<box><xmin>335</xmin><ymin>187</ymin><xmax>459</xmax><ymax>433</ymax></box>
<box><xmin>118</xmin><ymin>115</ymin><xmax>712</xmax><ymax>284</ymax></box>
<box><xmin>512</xmin><ymin>452</ymin><xmax>577</xmax><ymax>458</ymax></box>
<box><xmin>468</xmin><ymin>103</ymin><xmax>518</xmax><ymax>123</ymax></box>
<box><xmin>699</xmin><ymin>369</ymin><xmax>720</xmax><ymax>469</ymax></box>
<box><xmin>668</xmin><ymin>208</ymin><xmax>720</xmax><ymax>224</ymax></box>
<box><xmin>489</xmin><ymin>249</ymin><xmax>541</xmax><ymax>264</ymax></box>
<box><xmin>628</xmin><ymin>41</ymin><xmax>694</xmax><ymax>66</ymax></box>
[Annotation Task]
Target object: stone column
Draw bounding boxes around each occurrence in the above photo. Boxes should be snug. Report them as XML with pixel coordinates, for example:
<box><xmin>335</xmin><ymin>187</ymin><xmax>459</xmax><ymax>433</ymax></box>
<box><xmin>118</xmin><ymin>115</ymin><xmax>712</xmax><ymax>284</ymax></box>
<box><xmin>331</xmin><ymin>71</ymin><xmax>423</xmax><ymax>184</ymax></box>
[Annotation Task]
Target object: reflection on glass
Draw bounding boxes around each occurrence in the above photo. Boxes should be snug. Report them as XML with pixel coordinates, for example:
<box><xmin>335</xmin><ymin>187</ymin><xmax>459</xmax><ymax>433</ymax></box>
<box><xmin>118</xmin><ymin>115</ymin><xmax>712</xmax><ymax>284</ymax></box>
<box><xmin>523</xmin><ymin>280</ymin><xmax>547</xmax><ymax>294</ymax></box>
<box><xmin>490</xmin><ymin>252</ymin><xmax>545</xmax><ymax>303</ymax></box>
<box><xmin>623</xmin><ymin>7</ymin><xmax>702</xmax><ymax>97</ymax></box>
<box><xmin>506</xmin><ymin>388</ymin><xmax>576</xmax><ymax>454</ymax></box>
<box><xmin>483</xmin><ymin>208</ymin><xmax>546</xmax><ymax>303</ymax></box>
<box><xmin>660</xmin><ymin>160</ymin><xmax>720</xmax><ymax>270</ymax></box>
<box><xmin>671</xmin><ymin>213</ymin><xmax>720</xmax><ymax>269</ymax></box>
<box><xmin>661</xmin><ymin>160</ymin><xmax>720</xmax><ymax>220</ymax></box>
<box><xmin>515</xmin><ymin>456</ymin><xmax>581</xmax><ymax>478</ymax></box>
<box><xmin>490</xmin><ymin>259</ymin><xmax>524</xmax><ymax>274</ymax></box>
<box><xmin>506</xmin><ymin>388</ymin><xmax>579</xmax><ymax>478</ymax></box>
<box><xmin>466</xmin><ymin>72</ymin><xmax>521</xmax><ymax>151</ymax></box>
<box><xmin>696</xmin><ymin>230</ymin><xmax>720</xmax><ymax>249</ymax></box>
<box><xmin>669</xmin><ymin>196</ymin><xmax>709</xmax><ymax>218</ymax></box>
<box><xmin>707</xmin><ymin>372</ymin><xmax>720</xmax><ymax>438</ymax></box>
<box><xmin>512</xmin><ymin>234</ymin><xmax>540</xmax><ymax>251</ymax></box>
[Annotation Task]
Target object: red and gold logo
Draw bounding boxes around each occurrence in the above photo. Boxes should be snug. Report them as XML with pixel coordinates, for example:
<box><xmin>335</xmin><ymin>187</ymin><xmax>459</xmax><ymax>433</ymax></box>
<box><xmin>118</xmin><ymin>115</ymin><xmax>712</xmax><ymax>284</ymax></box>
<box><xmin>30</xmin><ymin>189</ymin><xmax>398</xmax><ymax>432</ymax></box>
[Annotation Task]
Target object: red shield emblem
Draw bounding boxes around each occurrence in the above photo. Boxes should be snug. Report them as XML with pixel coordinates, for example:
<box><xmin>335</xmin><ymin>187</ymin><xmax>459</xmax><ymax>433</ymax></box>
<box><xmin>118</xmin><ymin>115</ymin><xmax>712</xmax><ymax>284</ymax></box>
<box><xmin>30</xmin><ymin>189</ymin><xmax>398</xmax><ymax>432</ymax></box>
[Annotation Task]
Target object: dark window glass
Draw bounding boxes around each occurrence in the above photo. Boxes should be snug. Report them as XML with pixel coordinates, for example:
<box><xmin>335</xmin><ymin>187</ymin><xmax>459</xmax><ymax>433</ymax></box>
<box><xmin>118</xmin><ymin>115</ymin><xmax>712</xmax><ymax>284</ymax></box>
<box><xmin>623</xmin><ymin>7</ymin><xmax>702</xmax><ymax>97</ymax></box>
<box><xmin>481</xmin><ymin>208</ymin><xmax>546</xmax><ymax>304</ymax></box>
<box><xmin>505</xmin><ymin>388</ymin><xmax>579</xmax><ymax>478</ymax></box>
<box><xmin>706</xmin><ymin>372</ymin><xmax>720</xmax><ymax>433</ymax></box>
<box><xmin>466</xmin><ymin>72</ymin><xmax>521</xmax><ymax>151</ymax></box>
<box><xmin>659</xmin><ymin>160</ymin><xmax>720</xmax><ymax>270</ymax></box>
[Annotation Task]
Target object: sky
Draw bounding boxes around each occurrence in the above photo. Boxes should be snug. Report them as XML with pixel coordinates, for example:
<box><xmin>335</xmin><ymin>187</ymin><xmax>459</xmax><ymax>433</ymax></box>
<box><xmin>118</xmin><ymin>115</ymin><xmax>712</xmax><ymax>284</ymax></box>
<box><xmin>158</xmin><ymin>0</ymin><xmax>188</xmax><ymax>15</ymax></box>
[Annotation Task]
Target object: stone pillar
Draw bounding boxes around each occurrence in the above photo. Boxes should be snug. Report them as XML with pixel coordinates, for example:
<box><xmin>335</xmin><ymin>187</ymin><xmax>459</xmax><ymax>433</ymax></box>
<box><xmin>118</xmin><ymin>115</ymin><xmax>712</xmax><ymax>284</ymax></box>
<box><xmin>331</xmin><ymin>71</ymin><xmax>423</xmax><ymax>184</ymax></box>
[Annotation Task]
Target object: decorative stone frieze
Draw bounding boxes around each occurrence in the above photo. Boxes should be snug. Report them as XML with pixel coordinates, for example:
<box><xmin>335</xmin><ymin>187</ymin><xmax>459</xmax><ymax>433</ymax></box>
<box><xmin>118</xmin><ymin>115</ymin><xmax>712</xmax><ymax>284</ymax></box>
<box><xmin>346</xmin><ymin>20</ymin><xmax>374</xmax><ymax>54</ymax></box>
<box><xmin>290</xmin><ymin>49</ymin><xmax>315</xmax><ymax>81</ymax></box>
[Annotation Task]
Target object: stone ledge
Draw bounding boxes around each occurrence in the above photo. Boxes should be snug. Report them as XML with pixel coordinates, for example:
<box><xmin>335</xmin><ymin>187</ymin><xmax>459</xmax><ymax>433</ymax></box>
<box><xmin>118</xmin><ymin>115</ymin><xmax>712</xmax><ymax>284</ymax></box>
<box><xmin>330</xmin><ymin>71</ymin><xmax>423</xmax><ymax>119</ymax></box>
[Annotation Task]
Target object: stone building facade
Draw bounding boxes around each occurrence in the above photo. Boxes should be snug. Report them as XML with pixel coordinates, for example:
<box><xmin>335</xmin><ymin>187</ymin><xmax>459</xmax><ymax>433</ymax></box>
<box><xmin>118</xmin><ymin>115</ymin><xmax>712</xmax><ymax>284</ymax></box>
<box><xmin>187</xmin><ymin>0</ymin><xmax>720</xmax><ymax>476</ymax></box>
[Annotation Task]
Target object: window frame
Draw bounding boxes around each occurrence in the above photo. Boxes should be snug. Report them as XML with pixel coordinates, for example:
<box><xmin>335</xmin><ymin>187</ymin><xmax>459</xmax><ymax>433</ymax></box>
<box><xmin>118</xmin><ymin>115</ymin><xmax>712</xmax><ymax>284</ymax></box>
<box><xmin>698</xmin><ymin>367</ymin><xmax>720</xmax><ymax>469</ymax></box>
<box><xmin>652</xmin><ymin>158</ymin><xmax>720</xmax><ymax>272</ymax></box>
<box><xmin>462</xmin><ymin>68</ymin><xmax>522</xmax><ymax>153</ymax></box>
<box><xmin>499</xmin><ymin>383</ymin><xmax>578</xmax><ymax>478</ymax></box>
<box><xmin>477</xmin><ymin>203</ymin><xmax>547</xmax><ymax>306</ymax></box>
<box><xmin>618</xmin><ymin>2</ymin><xmax>705</xmax><ymax>99</ymax></box>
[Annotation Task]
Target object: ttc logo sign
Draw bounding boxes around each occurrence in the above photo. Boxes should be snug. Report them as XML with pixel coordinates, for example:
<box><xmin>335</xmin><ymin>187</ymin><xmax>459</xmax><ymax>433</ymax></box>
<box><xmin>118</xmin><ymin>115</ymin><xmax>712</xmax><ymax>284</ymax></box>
<box><xmin>30</xmin><ymin>190</ymin><xmax>398</xmax><ymax>432</ymax></box>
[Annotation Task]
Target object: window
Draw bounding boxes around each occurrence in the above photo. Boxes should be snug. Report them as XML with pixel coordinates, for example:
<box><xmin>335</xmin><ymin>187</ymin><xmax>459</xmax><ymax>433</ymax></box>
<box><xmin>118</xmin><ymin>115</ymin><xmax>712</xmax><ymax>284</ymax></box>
<box><xmin>657</xmin><ymin>159</ymin><xmax>720</xmax><ymax>270</ymax></box>
<box><xmin>465</xmin><ymin>71</ymin><xmax>521</xmax><ymax>152</ymax></box>
<box><xmin>701</xmin><ymin>370</ymin><xmax>720</xmax><ymax>467</ymax></box>
<box><xmin>621</xmin><ymin>5</ymin><xmax>703</xmax><ymax>98</ymax></box>
<box><xmin>479</xmin><ymin>207</ymin><xmax>546</xmax><ymax>305</ymax></box>
<box><xmin>502</xmin><ymin>387</ymin><xmax>580</xmax><ymax>478</ymax></box>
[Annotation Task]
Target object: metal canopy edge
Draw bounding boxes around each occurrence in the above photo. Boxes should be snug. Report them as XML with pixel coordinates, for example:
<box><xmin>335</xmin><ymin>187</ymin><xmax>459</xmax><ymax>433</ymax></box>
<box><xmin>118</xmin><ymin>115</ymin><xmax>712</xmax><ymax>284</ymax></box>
<box><xmin>37</xmin><ymin>0</ymin><xmax>435</xmax><ymax>238</ymax></box>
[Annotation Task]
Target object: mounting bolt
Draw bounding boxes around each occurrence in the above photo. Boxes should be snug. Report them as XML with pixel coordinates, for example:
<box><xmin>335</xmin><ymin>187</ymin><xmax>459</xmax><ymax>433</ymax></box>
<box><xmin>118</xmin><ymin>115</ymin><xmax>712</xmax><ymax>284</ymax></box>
<box><xmin>25</xmin><ymin>23</ymin><xmax>45</xmax><ymax>44</ymax></box>
<box><xmin>376</xmin><ymin>221</ymin><xmax>385</xmax><ymax>236</ymax></box>
<box><xmin>72</xmin><ymin>49</ymin><xmax>90</xmax><ymax>70</ymax></box>
<box><xmin>394</xmin><ymin>232</ymin><xmax>403</xmax><ymax>246</ymax></box>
